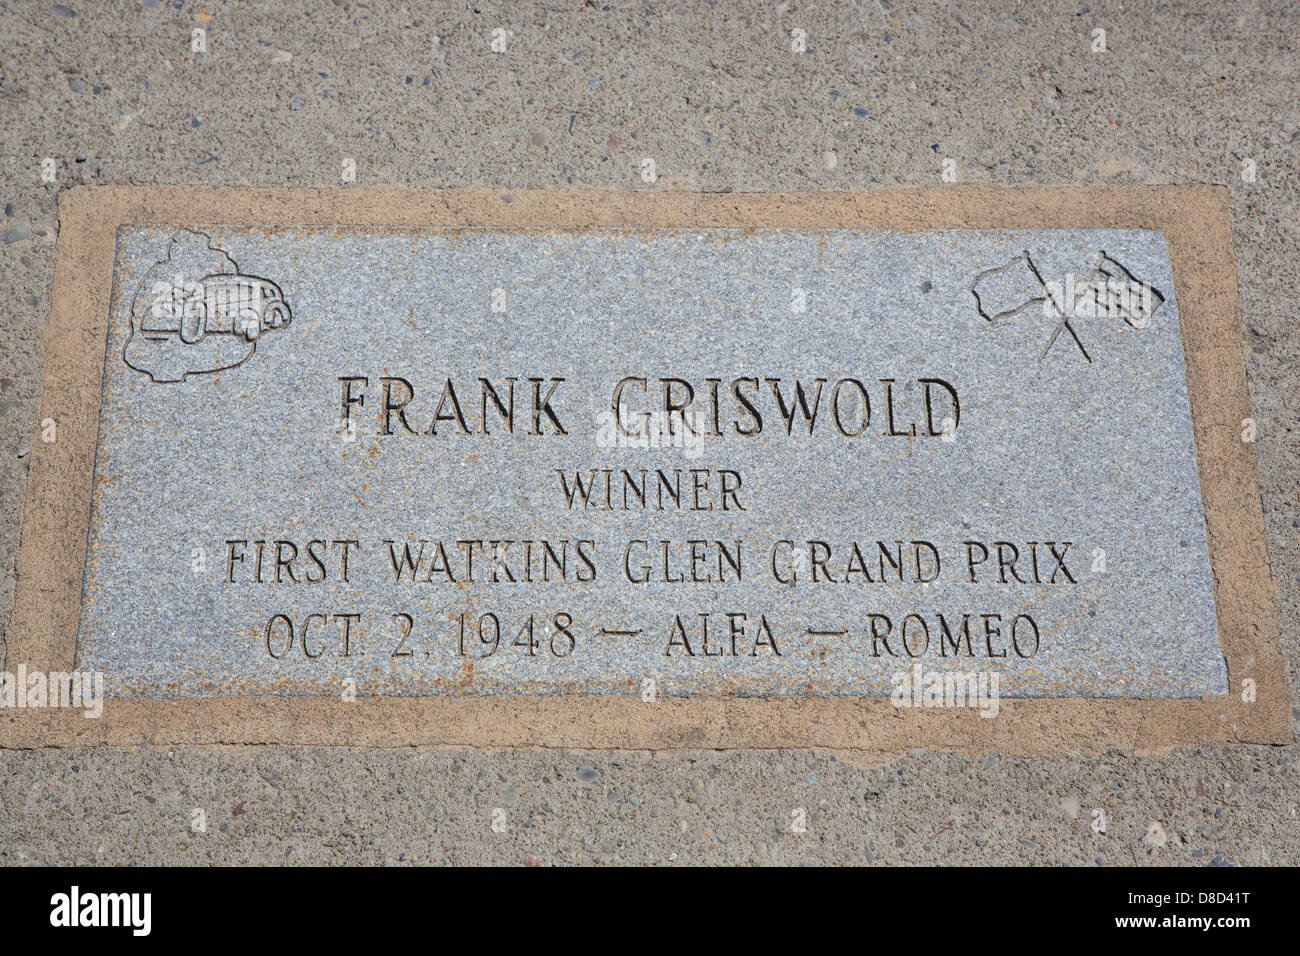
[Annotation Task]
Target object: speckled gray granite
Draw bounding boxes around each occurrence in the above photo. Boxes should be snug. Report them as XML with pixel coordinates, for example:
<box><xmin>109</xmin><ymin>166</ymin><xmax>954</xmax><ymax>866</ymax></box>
<box><xmin>78</xmin><ymin>225</ymin><xmax>1223</xmax><ymax>698</ymax></box>
<box><xmin>2</xmin><ymin>0</ymin><xmax>1298</xmax><ymax>866</ymax></box>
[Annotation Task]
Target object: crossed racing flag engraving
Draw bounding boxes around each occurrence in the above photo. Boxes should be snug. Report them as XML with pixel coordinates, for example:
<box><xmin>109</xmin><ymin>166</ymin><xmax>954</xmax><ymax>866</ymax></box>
<box><xmin>971</xmin><ymin>251</ymin><xmax>1165</xmax><ymax>363</ymax></box>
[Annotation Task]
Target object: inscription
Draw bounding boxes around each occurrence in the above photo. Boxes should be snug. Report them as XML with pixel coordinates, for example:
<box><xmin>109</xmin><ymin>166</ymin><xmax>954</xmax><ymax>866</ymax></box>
<box><xmin>335</xmin><ymin>374</ymin><xmax>961</xmax><ymax>440</ymax></box>
<box><xmin>77</xmin><ymin>226</ymin><xmax>1226</xmax><ymax>699</ymax></box>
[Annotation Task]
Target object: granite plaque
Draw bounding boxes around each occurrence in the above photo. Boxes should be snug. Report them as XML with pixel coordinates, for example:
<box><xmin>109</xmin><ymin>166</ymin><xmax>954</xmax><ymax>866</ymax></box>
<box><xmin>4</xmin><ymin>187</ymin><xmax>1288</xmax><ymax>750</ymax></box>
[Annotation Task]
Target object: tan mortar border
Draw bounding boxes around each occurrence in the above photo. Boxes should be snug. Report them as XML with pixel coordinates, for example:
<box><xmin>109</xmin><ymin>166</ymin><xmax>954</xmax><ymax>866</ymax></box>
<box><xmin>1</xmin><ymin>185</ymin><xmax>1289</xmax><ymax>753</ymax></box>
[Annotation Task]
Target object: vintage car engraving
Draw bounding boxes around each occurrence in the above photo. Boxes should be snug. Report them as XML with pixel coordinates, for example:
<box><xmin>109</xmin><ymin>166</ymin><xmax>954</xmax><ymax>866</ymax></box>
<box><xmin>124</xmin><ymin>228</ymin><xmax>292</xmax><ymax>383</ymax></box>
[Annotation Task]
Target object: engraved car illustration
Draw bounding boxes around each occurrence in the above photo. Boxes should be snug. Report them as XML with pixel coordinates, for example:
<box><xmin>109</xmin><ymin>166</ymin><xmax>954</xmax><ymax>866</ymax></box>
<box><xmin>124</xmin><ymin>229</ymin><xmax>295</xmax><ymax>384</ymax></box>
<box><xmin>143</xmin><ymin>274</ymin><xmax>291</xmax><ymax>344</ymax></box>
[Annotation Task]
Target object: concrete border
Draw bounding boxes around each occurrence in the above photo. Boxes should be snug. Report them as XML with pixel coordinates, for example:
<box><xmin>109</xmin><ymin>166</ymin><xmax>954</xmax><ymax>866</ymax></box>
<box><xmin>1</xmin><ymin>185</ymin><xmax>1289</xmax><ymax>753</ymax></box>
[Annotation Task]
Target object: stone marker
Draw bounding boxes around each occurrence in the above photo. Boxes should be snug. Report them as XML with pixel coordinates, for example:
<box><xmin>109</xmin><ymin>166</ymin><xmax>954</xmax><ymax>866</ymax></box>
<box><xmin>2</xmin><ymin>187</ymin><xmax>1289</xmax><ymax>751</ymax></box>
